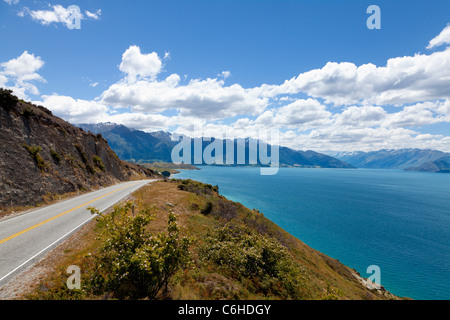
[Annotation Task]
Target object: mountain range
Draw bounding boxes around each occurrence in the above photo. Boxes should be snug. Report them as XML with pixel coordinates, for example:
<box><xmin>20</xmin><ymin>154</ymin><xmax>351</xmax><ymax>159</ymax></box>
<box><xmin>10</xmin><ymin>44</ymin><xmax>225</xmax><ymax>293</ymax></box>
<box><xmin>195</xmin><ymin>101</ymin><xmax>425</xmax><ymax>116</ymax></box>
<box><xmin>77</xmin><ymin>123</ymin><xmax>354</xmax><ymax>169</ymax></box>
<box><xmin>332</xmin><ymin>149</ymin><xmax>450</xmax><ymax>172</ymax></box>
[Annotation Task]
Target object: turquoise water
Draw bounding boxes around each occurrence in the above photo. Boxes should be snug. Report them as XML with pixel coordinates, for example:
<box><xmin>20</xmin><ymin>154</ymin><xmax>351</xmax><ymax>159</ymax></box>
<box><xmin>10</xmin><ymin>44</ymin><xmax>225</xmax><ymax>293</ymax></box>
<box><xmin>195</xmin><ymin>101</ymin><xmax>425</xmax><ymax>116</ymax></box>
<box><xmin>175</xmin><ymin>167</ymin><xmax>450</xmax><ymax>300</ymax></box>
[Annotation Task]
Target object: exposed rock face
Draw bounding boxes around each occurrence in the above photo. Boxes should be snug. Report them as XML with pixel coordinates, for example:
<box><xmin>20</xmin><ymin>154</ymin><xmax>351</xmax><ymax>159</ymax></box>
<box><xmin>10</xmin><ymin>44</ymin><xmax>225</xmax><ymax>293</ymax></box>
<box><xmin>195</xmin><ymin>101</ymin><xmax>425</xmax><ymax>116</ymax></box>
<box><xmin>0</xmin><ymin>90</ymin><xmax>159</xmax><ymax>209</ymax></box>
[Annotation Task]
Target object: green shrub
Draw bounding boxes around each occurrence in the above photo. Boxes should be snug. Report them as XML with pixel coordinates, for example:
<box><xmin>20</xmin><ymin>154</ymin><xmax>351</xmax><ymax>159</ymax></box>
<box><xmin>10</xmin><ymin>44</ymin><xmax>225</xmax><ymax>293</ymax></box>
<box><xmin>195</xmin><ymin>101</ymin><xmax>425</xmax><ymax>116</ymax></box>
<box><xmin>0</xmin><ymin>88</ymin><xmax>19</xmax><ymax>111</ymax></box>
<box><xmin>22</xmin><ymin>106</ymin><xmax>36</xmax><ymax>117</ymax></box>
<box><xmin>199</xmin><ymin>224</ymin><xmax>307</xmax><ymax>299</ymax></box>
<box><xmin>22</xmin><ymin>144</ymin><xmax>48</xmax><ymax>172</ymax></box>
<box><xmin>176</xmin><ymin>179</ymin><xmax>219</xmax><ymax>196</ymax></box>
<box><xmin>50</xmin><ymin>148</ymin><xmax>61</xmax><ymax>163</ymax></box>
<box><xmin>201</xmin><ymin>201</ymin><xmax>213</xmax><ymax>216</ymax></box>
<box><xmin>74</xmin><ymin>143</ymin><xmax>89</xmax><ymax>164</ymax></box>
<box><xmin>92</xmin><ymin>155</ymin><xmax>105</xmax><ymax>171</ymax></box>
<box><xmin>161</xmin><ymin>171</ymin><xmax>171</xmax><ymax>179</ymax></box>
<box><xmin>88</xmin><ymin>203</ymin><xmax>192</xmax><ymax>299</ymax></box>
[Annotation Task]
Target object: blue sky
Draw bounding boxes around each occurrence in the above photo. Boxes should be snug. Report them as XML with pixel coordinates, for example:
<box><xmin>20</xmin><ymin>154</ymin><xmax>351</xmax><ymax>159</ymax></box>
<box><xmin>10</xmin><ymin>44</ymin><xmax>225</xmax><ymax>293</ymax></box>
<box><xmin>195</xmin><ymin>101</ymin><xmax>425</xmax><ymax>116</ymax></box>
<box><xmin>1</xmin><ymin>0</ymin><xmax>450</xmax><ymax>152</ymax></box>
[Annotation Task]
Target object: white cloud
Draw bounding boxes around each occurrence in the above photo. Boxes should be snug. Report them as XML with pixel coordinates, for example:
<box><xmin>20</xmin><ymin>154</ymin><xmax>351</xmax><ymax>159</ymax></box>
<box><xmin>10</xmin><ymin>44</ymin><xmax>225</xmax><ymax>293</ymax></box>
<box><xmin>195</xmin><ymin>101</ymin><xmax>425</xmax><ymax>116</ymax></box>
<box><xmin>20</xmin><ymin>4</ymin><xmax>101</xmax><ymax>27</ymax></box>
<box><xmin>334</xmin><ymin>106</ymin><xmax>387</xmax><ymax>128</ymax></box>
<box><xmin>36</xmin><ymin>94</ymin><xmax>109</xmax><ymax>124</ymax></box>
<box><xmin>85</xmin><ymin>9</ymin><xmax>101</xmax><ymax>20</ymax></box>
<box><xmin>4</xmin><ymin>0</ymin><xmax>19</xmax><ymax>5</ymax></box>
<box><xmin>267</xmin><ymin>48</ymin><xmax>450</xmax><ymax>106</ymax></box>
<box><xmin>0</xmin><ymin>51</ymin><xmax>45</xmax><ymax>99</ymax></box>
<box><xmin>102</xmin><ymin>46</ymin><xmax>268</xmax><ymax>120</ymax></box>
<box><xmin>427</xmin><ymin>25</ymin><xmax>450</xmax><ymax>49</ymax></box>
<box><xmin>27</xmin><ymin>5</ymin><xmax>83</xmax><ymax>27</ymax></box>
<box><xmin>119</xmin><ymin>45</ymin><xmax>163</xmax><ymax>82</ymax></box>
<box><xmin>219</xmin><ymin>71</ymin><xmax>231</xmax><ymax>79</ymax></box>
<box><xmin>104</xmin><ymin>112</ymin><xmax>173</xmax><ymax>132</ymax></box>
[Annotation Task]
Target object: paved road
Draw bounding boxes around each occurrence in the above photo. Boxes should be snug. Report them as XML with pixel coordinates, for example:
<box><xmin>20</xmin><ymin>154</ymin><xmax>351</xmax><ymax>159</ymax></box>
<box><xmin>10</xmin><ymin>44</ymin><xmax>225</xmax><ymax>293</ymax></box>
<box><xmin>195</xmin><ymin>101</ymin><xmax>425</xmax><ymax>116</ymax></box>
<box><xmin>0</xmin><ymin>179</ymin><xmax>155</xmax><ymax>288</ymax></box>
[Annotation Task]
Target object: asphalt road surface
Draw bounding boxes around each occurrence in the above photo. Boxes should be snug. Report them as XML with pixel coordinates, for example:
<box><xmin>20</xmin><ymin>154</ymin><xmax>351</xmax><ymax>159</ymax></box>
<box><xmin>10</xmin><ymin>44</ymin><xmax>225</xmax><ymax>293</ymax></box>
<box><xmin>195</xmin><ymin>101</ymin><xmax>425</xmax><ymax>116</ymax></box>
<box><xmin>0</xmin><ymin>179</ymin><xmax>155</xmax><ymax>288</ymax></box>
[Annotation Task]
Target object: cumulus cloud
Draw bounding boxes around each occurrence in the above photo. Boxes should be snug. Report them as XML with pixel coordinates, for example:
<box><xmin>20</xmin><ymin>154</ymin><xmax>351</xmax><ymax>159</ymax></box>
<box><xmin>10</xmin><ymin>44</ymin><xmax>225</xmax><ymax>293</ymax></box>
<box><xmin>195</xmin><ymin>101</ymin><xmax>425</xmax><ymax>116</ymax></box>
<box><xmin>119</xmin><ymin>45</ymin><xmax>163</xmax><ymax>82</ymax></box>
<box><xmin>258</xmin><ymin>48</ymin><xmax>450</xmax><ymax>106</ymax></box>
<box><xmin>0</xmin><ymin>51</ymin><xmax>45</xmax><ymax>99</ymax></box>
<box><xmin>101</xmin><ymin>46</ymin><xmax>268</xmax><ymax>119</ymax></box>
<box><xmin>36</xmin><ymin>94</ymin><xmax>109</xmax><ymax>124</ymax></box>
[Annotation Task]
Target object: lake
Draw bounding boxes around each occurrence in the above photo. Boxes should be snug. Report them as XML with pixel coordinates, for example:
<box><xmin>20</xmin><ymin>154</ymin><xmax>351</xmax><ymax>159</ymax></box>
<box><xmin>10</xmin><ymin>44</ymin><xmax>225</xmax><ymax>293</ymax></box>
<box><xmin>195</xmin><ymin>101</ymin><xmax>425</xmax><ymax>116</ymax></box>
<box><xmin>174</xmin><ymin>166</ymin><xmax>450</xmax><ymax>300</ymax></box>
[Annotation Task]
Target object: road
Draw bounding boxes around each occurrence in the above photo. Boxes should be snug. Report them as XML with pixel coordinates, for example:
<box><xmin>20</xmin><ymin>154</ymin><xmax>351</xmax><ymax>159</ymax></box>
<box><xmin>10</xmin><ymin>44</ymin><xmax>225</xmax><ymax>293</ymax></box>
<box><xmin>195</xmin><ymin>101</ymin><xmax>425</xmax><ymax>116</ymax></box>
<box><xmin>0</xmin><ymin>179</ymin><xmax>155</xmax><ymax>288</ymax></box>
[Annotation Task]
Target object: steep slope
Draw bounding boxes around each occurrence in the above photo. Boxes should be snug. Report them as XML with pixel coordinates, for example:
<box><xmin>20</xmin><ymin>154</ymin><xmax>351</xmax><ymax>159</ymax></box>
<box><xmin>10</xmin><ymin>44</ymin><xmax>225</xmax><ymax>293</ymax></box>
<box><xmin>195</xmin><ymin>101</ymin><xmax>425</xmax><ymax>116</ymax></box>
<box><xmin>333</xmin><ymin>149</ymin><xmax>449</xmax><ymax>169</ymax></box>
<box><xmin>78</xmin><ymin>123</ymin><xmax>354</xmax><ymax>168</ymax></box>
<box><xmin>0</xmin><ymin>89</ymin><xmax>159</xmax><ymax>210</ymax></box>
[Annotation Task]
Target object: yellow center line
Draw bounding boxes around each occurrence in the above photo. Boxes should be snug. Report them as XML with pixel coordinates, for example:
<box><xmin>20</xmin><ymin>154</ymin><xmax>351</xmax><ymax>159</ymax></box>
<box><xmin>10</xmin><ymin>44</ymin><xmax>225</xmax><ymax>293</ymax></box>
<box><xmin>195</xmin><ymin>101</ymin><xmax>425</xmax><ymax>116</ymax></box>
<box><xmin>0</xmin><ymin>182</ymin><xmax>140</xmax><ymax>246</ymax></box>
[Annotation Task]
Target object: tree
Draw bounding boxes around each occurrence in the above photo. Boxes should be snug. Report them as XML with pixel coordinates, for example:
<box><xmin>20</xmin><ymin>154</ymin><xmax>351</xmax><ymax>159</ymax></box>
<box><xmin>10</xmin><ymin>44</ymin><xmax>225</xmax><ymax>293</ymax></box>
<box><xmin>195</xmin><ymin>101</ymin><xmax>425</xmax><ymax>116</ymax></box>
<box><xmin>161</xmin><ymin>170</ymin><xmax>171</xmax><ymax>180</ymax></box>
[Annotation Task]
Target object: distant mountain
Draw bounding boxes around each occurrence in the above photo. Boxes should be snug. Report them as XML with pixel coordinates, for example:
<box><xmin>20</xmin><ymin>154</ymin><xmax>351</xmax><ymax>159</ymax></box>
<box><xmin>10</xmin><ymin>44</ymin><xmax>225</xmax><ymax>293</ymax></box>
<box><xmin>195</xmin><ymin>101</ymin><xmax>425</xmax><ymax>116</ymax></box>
<box><xmin>0</xmin><ymin>89</ymin><xmax>158</xmax><ymax>209</ymax></box>
<box><xmin>78</xmin><ymin>123</ymin><xmax>354</xmax><ymax>169</ymax></box>
<box><xmin>79</xmin><ymin>123</ymin><xmax>175</xmax><ymax>163</ymax></box>
<box><xmin>332</xmin><ymin>149</ymin><xmax>449</xmax><ymax>170</ymax></box>
<box><xmin>405</xmin><ymin>155</ymin><xmax>450</xmax><ymax>173</ymax></box>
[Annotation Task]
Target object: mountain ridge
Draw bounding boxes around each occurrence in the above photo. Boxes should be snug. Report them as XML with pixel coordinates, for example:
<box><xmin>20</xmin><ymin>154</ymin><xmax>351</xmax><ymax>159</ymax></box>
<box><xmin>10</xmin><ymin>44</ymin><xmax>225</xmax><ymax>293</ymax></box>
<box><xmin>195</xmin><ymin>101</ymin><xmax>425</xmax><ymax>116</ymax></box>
<box><xmin>332</xmin><ymin>148</ymin><xmax>450</xmax><ymax>170</ymax></box>
<box><xmin>77</xmin><ymin>122</ymin><xmax>355</xmax><ymax>169</ymax></box>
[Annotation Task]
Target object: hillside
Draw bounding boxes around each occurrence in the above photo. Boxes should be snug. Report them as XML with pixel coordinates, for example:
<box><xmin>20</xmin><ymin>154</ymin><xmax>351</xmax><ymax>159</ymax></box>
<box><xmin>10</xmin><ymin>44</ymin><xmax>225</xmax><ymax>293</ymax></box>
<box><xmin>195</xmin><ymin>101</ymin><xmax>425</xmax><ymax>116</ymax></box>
<box><xmin>78</xmin><ymin>123</ymin><xmax>354</xmax><ymax>168</ymax></box>
<box><xmin>20</xmin><ymin>179</ymin><xmax>400</xmax><ymax>300</ymax></box>
<box><xmin>333</xmin><ymin>149</ymin><xmax>449</xmax><ymax>170</ymax></box>
<box><xmin>0</xmin><ymin>89</ymin><xmax>160</xmax><ymax>211</ymax></box>
<box><xmin>406</xmin><ymin>155</ymin><xmax>450</xmax><ymax>173</ymax></box>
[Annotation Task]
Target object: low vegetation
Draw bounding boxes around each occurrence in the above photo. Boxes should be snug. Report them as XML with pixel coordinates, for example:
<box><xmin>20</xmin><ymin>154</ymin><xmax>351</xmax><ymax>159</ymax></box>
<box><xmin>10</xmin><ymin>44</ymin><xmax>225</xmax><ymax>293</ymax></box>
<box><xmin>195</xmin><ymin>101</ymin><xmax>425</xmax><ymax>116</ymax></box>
<box><xmin>87</xmin><ymin>203</ymin><xmax>192</xmax><ymax>299</ymax></box>
<box><xmin>22</xmin><ymin>144</ymin><xmax>48</xmax><ymax>172</ymax></box>
<box><xmin>0</xmin><ymin>88</ymin><xmax>19</xmax><ymax>111</ymax></box>
<box><xmin>92</xmin><ymin>155</ymin><xmax>105</xmax><ymax>171</ymax></box>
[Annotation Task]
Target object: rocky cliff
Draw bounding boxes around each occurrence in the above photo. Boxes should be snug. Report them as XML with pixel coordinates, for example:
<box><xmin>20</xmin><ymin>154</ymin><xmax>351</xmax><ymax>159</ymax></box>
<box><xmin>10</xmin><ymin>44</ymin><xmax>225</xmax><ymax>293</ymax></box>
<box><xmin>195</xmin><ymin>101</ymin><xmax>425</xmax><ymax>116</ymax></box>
<box><xmin>0</xmin><ymin>89</ymin><xmax>160</xmax><ymax>211</ymax></box>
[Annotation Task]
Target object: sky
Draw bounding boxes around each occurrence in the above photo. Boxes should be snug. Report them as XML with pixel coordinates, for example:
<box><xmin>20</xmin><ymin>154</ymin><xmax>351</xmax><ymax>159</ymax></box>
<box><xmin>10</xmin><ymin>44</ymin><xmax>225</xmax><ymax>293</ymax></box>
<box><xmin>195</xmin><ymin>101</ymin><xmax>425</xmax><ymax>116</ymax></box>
<box><xmin>1</xmin><ymin>0</ymin><xmax>450</xmax><ymax>153</ymax></box>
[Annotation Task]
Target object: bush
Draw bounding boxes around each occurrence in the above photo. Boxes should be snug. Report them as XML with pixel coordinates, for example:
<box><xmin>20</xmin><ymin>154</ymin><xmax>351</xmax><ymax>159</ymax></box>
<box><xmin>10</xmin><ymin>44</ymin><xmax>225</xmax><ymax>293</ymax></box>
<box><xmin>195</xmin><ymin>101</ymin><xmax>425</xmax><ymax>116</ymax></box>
<box><xmin>199</xmin><ymin>224</ymin><xmax>307</xmax><ymax>299</ymax></box>
<box><xmin>88</xmin><ymin>203</ymin><xmax>192</xmax><ymax>299</ymax></box>
<box><xmin>0</xmin><ymin>88</ymin><xmax>19</xmax><ymax>111</ymax></box>
<box><xmin>161</xmin><ymin>171</ymin><xmax>171</xmax><ymax>179</ymax></box>
<box><xmin>201</xmin><ymin>201</ymin><xmax>213</xmax><ymax>216</ymax></box>
<box><xmin>23</xmin><ymin>144</ymin><xmax>48</xmax><ymax>172</ymax></box>
<box><xmin>22</xmin><ymin>106</ymin><xmax>36</xmax><ymax>117</ymax></box>
<box><xmin>92</xmin><ymin>155</ymin><xmax>105</xmax><ymax>171</ymax></box>
<box><xmin>176</xmin><ymin>179</ymin><xmax>219</xmax><ymax>196</ymax></box>
<box><xmin>50</xmin><ymin>148</ymin><xmax>61</xmax><ymax>163</ymax></box>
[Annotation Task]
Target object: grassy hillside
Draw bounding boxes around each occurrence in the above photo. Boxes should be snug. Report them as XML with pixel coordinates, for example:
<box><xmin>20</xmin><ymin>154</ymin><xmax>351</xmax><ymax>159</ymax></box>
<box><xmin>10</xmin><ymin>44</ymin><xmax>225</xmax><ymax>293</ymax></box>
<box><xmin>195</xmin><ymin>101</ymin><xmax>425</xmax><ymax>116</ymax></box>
<box><xmin>22</xmin><ymin>179</ymin><xmax>400</xmax><ymax>300</ymax></box>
